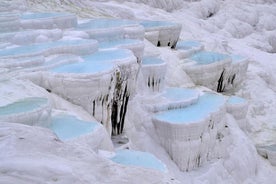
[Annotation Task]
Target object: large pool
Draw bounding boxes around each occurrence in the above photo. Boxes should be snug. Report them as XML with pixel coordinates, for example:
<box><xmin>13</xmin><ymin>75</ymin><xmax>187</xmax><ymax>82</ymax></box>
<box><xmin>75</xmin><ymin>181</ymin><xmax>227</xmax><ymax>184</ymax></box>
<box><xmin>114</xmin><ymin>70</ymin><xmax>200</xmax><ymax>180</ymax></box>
<box><xmin>153</xmin><ymin>93</ymin><xmax>226</xmax><ymax>124</ymax></box>
<box><xmin>189</xmin><ymin>51</ymin><xmax>230</xmax><ymax>65</ymax></box>
<box><xmin>0</xmin><ymin>97</ymin><xmax>48</xmax><ymax>116</ymax></box>
<box><xmin>111</xmin><ymin>149</ymin><xmax>167</xmax><ymax>172</ymax></box>
<box><xmin>50</xmin><ymin>114</ymin><xmax>99</xmax><ymax>141</ymax></box>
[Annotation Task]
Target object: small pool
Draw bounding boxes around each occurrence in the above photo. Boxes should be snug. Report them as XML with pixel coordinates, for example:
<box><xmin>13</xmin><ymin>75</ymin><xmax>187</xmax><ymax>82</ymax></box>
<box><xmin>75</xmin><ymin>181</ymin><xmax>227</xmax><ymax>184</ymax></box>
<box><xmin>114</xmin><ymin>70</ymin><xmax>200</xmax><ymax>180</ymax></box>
<box><xmin>176</xmin><ymin>40</ymin><xmax>201</xmax><ymax>50</ymax></box>
<box><xmin>227</xmin><ymin>96</ymin><xmax>246</xmax><ymax>105</ymax></box>
<box><xmin>51</xmin><ymin>49</ymin><xmax>133</xmax><ymax>74</ymax></box>
<box><xmin>142</xmin><ymin>57</ymin><xmax>164</xmax><ymax>65</ymax></box>
<box><xmin>21</xmin><ymin>12</ymin><xmax>72</xmax><ymax>20</ymax></box>
<box><xmin>154</xmin><ymin>93</ymin><xmax>226</xmax><ymax>124</ymax></box>
<box><xmin>0</xmin><ymin>97</ymin><xmax>48</xmax><ymax>116</ymax></box>
<box><xmin>111</xmin><ymin>150</ymin><xmax>167</xmax><ymax>172</ymax></box>
<box><xmin>50</xmin><ymin>115</ymin><xmax>99</xmax><ymax>141</ymax></box>
<box><xmin>189</xmin><ymin>51</ymin><xmax>230</xmax><ymax>65</ymax></box>
<box><xmin>78</xmin><ymin>19</ymin><xmax>137</xmax><ymax>29</ymax></box>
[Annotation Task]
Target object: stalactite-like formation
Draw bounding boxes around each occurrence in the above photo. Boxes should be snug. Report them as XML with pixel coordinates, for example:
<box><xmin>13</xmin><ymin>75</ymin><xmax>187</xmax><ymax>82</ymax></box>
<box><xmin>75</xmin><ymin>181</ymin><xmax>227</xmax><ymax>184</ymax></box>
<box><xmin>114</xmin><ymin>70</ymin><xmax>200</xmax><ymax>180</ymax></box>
<box><xmin>217</xmin><ymin>69</ymin><xmax>225</xmax><ymax>92</ymax></box>
<box><xmin>111</xmin><ymin>71</ymin><xmax>130</xmax><ymax>135</ymax></box>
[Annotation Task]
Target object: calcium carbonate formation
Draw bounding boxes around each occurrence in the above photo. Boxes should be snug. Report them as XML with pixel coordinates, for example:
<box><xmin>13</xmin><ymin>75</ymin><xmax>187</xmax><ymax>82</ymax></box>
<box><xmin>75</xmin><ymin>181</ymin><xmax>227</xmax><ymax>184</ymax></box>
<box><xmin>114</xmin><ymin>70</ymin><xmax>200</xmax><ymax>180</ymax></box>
<box><xmin>180</xmin><ymin>51</ymin><xmax>249</xmax><ymax>93</ymax></box>
<box><xmin>0</xmin><ymin>6</ymin><xmax>251</xmax><ymax>173</ymax></box>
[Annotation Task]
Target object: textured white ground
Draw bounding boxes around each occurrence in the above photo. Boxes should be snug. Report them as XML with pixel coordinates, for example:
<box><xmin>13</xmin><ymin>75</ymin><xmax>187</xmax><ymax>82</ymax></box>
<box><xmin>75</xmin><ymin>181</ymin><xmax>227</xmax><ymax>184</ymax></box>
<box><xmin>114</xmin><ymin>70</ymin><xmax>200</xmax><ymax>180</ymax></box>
<box><xmin>1</xmin><ymin>0</ymin><xmax>276</xmax><ymax>183</ymax></box>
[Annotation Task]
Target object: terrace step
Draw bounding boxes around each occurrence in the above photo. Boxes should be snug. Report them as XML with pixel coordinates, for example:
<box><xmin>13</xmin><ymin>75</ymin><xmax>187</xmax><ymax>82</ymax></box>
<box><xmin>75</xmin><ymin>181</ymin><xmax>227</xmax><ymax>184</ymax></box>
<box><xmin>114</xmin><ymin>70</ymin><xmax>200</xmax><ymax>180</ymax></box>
<box><xmin>143</xmin><ymin>87</ymin><xmax>200</xmax><ymax>112</ymax></box>
<box><xmin>152</xmin><ymin>92</ymin><xmax>229</xmax><ymax>171</ymax></box>
<box><xmin>141</xmin><ymin>57</ymin><xmax>167</xmax><ymax>92</ymax></box>
<box><xmin>176</xmin><ymin>40</ymin><xmax>204</xmax><ymax>59</ymax></box>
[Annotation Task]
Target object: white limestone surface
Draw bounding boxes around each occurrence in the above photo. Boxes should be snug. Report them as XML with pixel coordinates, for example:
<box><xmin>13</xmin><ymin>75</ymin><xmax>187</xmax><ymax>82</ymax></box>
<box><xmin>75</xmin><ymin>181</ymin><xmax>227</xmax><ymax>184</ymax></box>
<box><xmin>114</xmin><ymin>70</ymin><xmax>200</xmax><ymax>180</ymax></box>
<box><xmin>0</xmin><ymin>56</ymin><xmax>45</xmax><ymax>69</ymax></box>
<box><xmin>10</xmin><ymin>29</ymin><xmax>63</xmax><ymax>45</ymax></box>
<box><xmin>0</xmin><ymin>122</ymin><xmax>180</xmax><ymax>184</ymax></box>
<box><xmin>0</xmin><ymin>13</ymin><xmax>20</xmax><ymax>33</ymax></box>
<box><xmin>257</xmin><ymin>145</ymin><xmax>276</xmax><ymax>166</ymax></box>
<box><xmin>0</xmin><ymin>0</ymin><xmax>26</xmax><ymax>12</ymax></box>
<box><xmin>20</xmin><ymin>12</ymin><xmax>77</xmax><ymax>29</ymax></box>
<box><xmin>144</xmin><ymin>31</ymin><xmax>159</xmax><ymax>46</ymax></box>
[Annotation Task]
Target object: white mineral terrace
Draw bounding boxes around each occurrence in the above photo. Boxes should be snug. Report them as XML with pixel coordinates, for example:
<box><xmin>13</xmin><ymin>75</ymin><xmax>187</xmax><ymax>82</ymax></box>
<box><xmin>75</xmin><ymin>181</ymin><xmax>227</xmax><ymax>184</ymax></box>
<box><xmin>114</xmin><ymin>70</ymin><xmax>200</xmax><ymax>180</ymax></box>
<box><xmin>0</xmin><ymin>29</ymin><xmax>63</xmax><ymax>45</ymax></box>
<box><xmin>143</xmin><ymin>87</ymin><xmax>200</xmax><ymax>112</ymax></box>
<box><xmin>20</xmin><ymin>12</ymin><xmax>77</xmax><ymax>29</ymax></box>
<box><xmin>0</xmin><ymin>7</ymin><xmax>256</xmax><ymax>177</ymax></box>
<box><xmin>77</xmin><ymin>19</ymin><xmax>144</xmax><ymax>41</ymax></box>
<box><xmin>140</xmin><ymin>20</ymin><xmax>182</xmax><ymax>48</ymax></box>
<box><xmin>141</xmin><ymin>57</ymin><xmax>167</xmax><ymax>92</ymax></box>
<box><xmin>182</xmin><ymin>51</ymin><xmax>248</xmax><ymax>92</ymax></box>
<box><xmin>0</xmin><ymin>39</ymin><xmax>98</xmax><ymax>59</ymax></box>
<box><xmin>152</xmin><ymin>93</ymin><xmax>229</xmax><ymax>171</ymax></box>
<box><xmin>0</xmin><ymin>13</ymin><xmax>20</xmax><ymax>33</ymax></box>
<box><xmin>37</xmin><ymin>48</ymin><xmax>139</xmax><ymax>136</ymax></box>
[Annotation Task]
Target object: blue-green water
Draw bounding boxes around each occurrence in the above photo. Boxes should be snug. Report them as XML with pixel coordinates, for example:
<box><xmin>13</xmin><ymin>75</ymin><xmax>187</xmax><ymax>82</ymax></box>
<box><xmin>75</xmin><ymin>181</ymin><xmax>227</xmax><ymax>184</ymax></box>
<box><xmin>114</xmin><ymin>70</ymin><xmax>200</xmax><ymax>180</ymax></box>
<box><xmin>154</xmin><ymin>93</ymin><xmax>226</xmax><ymax>124</ymax></box>
<box><xmin>50</xmin><ymin>115</ymin><xmax>99</xmax><ymax>141</ymax></box>
<box><xmin>190</xmin><ymin>51</ymin><xmax>230</xmax><ymax>65</ymax></box>
<box><xmin>111</xmin><ymin>150</ymin><xmax>167</xmax><ymax>172</ymax></box>
<box><xmin>0</xmin><ymin>97</ymin><xmax>47</xmax><ymax>116</ymax></box>
<box><xmin>51</xmin><ymin>49</ymin><xmax>132</xmax><ymax>74</ymax></box>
